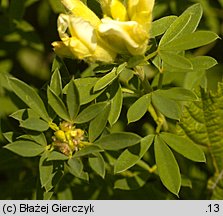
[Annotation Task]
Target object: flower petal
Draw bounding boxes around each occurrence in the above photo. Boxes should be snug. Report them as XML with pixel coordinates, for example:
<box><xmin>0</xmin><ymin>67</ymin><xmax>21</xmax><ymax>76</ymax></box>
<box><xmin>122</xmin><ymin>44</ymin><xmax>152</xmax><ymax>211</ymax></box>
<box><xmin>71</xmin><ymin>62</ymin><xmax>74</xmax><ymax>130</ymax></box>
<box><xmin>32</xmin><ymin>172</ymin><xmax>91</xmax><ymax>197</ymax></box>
<box><xmin>61</xmin><ymin>0</ymin><xmax>101</xmax><ymax>28</ymax></box>
<box><xmin>68</xmin><ymin>37</ymin><xmax>92</xmax><ymax>59</ymax></box>
<box><xmin>128</xmin><ymin>0</ymin><xmax>154</xmax><ymax>28</ymax></box>
<box><xmin>99</xmin><ymin>18</ymin><xmax>148</xmax><ymax>55</ymax></box>
<box><xmin>52</xmin><ymin>41</ymin><xmax>74</xmax><ymax>58</ymax></box>
<box><xmin>93</xmin><ymin>40</ymin><xmax>117</xmax><ymax>62</ymax></box>
<box><xmin>69</xmin><ymin>16</ymin><xmax>97</xmax><ymax>52</ymax></box>
<box><xmin>57</xmin><ymin>14</ymin><xmax>97</xmax><ymax>52</ymax></box>
<box><xmin>110</xmin><ymin>0</ymin><xmax>128</xmax><ymax>21</ymax></box>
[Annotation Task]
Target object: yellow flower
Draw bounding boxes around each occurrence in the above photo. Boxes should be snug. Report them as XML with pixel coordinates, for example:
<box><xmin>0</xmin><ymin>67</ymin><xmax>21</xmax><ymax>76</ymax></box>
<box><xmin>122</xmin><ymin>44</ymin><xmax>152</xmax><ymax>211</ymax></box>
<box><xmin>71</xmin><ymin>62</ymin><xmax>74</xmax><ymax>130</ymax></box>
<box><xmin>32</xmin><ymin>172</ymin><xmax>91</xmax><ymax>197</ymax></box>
<box><xmin>100</xmin><ymin>0</ymin><xmax>128</xmax><ymax>21</ymax></box>
<box><xmin>61</xmin><ymin>0</ymin><xmax>101</xmax><ymax>28</ymax></box>
<box><xmin>99</xmin><ymin>17</ymin><xmax>148</xmax><ymax>55</ymax></box>
<box><xmin>52</xmin><ymin>11</ymin><xmax>116</xmax><ymax>62</ymax></box>
<box><xmin>52</xmin><ymin>0</ymin><xmax>154</xmax><ymax>62</ymax></box>
<box><xmin>98</xmin><ymin>0</ymin><xmax>154</xmax><ymax>56</ymax></box>
<box><xmin>128</xmin><ymin>0</ymin><xmax>155</xmax><ymax>29</ymax></box>
<box><xmin>54</xmin><ymin>130</ymin><xmax>66</xmax><ymax>142</ymax></box>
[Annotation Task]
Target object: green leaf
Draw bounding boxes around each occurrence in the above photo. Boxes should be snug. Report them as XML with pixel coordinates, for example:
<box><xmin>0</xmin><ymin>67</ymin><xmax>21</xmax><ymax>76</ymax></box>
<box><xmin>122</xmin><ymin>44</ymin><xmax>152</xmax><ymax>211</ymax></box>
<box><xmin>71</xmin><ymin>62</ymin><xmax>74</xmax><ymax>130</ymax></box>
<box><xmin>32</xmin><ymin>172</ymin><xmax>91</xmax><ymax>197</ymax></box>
<box><xmin>30</xmin><ymin>133</ymin><xmax>47</xmax><ymax>146</ymax></box>
<box><xmin>50</xmin><ymin>69</ymin><xmax>62</xmax><ymax>96</ymax></box>
<box><xmin>208</xmin><ymin>174</ymin><xmax>223</xmax><ymax>199</ymax></box>
<box><xmin>127</xmin><ymin>56</ymin><xmax>145</xmax><ymax>68</ymax></box>
<box><xmin>160</xmin><ymin>132</ymin><xmax>205</xmax><ymax>162</ymax></box>
<box><xmin>16</xmin><ymin>133</ymin><xmax>47</xmax><ymax>147</ymax></box>
<box><xmin>94</xmin><ymin>64</ymin><xmax>113</xmax><ymax>73</ymax></box>
<box><xmin>181</xmin><ymin>176</ymin><xmax>192</xmax><ymax>188</ymax></box>
<box><xmin>66</xmin><ymin>80</ymin><xmax>80</xmax><ymax>121</ymax></box>
<box><xmin>152</xmin><ymin>91</ymin><xmax>181</xmax><ymax>120</ymax></box>
<box><xmin>51</xmin><ymin>56</ymin><xmax>69</xmax><ymax>77</ymax></box>
<box><xmin>108</xmin><ymin>84</ymin><xmax>123</xmax><ymax>126</ymax></box>
<box><xmin>39</xmin><ymin>157</ymin><xmax>64</xmax><ymax>193</ymax></box>
<box><xmin>114</xmin><ymin>135</ymin><xmax>154</xmax><ymax>173</ymax></box>
<box><xmin>73</xmin><ymin>145</ymin><xmax>103</xmax><ymax>157</ymax></box>
<box><xmin>48</xmin><ymin>0</ymin><xmax>65</xmax><ymax>13</ymax></box>
<box><xmin>114</xmin><ymin>172</ymin><xmax>149</xmax><ymax>190</ymax></box>
<box><xmin>67</xmin><ymin>157</ymin><xmax>83</xmax><ymax>177</ymax></box>
<box><xmin>4</xmin><ymin>140</ymin><xmax>45</xmax><ymax>157</ymax></box>
<box><xmin>20</xmin><ymin>118</ymin><xmax>49</xmax><ymax>131</ymax></box>
<box><xmin>57</xmin><ymin>188</ymin><xmax>73</xmax><ymax>200</ymax></box>
<box><xmin>184</xmin><ymin>70</ymin><xmax>206</xmax><ymax>90</ymax></box>
<box><xmin>77</xmin><ymin>172</ymin><xmax>89</xmax><ymax>182</ymax></box>
<box><xmin>176</xmin><ymin>83</ymin><xmax>223</xmax><ymax>199</ymax></box>
<box><xmin>93</xmin><ymin>68</ymin><xmax>117</xmax><ymax>92</ymax></box>
<box><xmin>151</xmin><ymin>16</ymin><xmax>177</xmax><ymax>37</ymax></box>
<box><xmin>47</xmin><ymin>86</ymin><xmax>70</xmax><ymax>121</ymax></box>
<box><xmin>47</xmin><ymin>151</ymin><xmax>69</xmax><ymax>161</ymax></box>
<box><xmin>39</xmin><ymin>153</ymin><xmax>54</xmax><ymax>190</ymax></box>
<box><xmin>16</xmin><ymin>131</ymin><xmax>47</xmax><ymax>148</ymax></box>
<box><xmin>154</xmin><ymin>136</ymin><xmax>181</xmax><ymax>196</ymax></box>
<box><xmin>116</xmin><ymin>62</ymin><xmax>127</xmax><ymax>75</ymax></box>
<box><xmin>95</xmin><ymin>132</ymin><xmax>141</xmax><ymax>150</ymax></box>
<box><xmin>3</xmin><ymin>132</ymin><xmax>19</xmax><ymax>143</ymax></box>
<box><xmin>118</xmin><ymin>68</ymin><xmax>134</xmax><ymax>85</ymax></box>
<box><xmin>127</xmin><ymin>94</ymin><xmax>151</xmax><ymax>124</ymax></box>
<box><xmin>160</xmin><ymin>31</ymin><xmax>219</xmax><ymax>51</ymax></box>
<box><xmin>75</xmin><ymin>102</ymin><xmax>108</xmax><ymax>124</ymax></box>
<box><xmin>89</xmin><ymin>103</ymin><xmax>111</xmax><ymax>142</ymax></box>
<box><xmin>9</xmin><ymin>77</ymin><xmax>50</xmax><ymax>122</ymax></box>
<box><xmin>162</xmin><ymin>56</ymin><xmax>217</xmax><ymax>73</ymax></box>
<box><xmin>190</xmin><ymin>56</ymin><xmax>217</xmax><ymax>70</ymax></box>
<box><xmin>74</xmin><ymin>77</ymin><xmax>104</xmax><ymax>105</ymax></box>
<box><xmin>89</xmin><ymin>153</ymin><xmax>105</xmax><ymax>178</ymax></box>
<box><xmin>159</xmin><ymin>51</ymin><xmax>193</xmax><ymax>70</ymax></box>
<box><xmin>10</xmin><ymin>108</ymin><xmax>39</xmax><ymax>121</ymax></box>
<box><xmin>156</xmin><ymin>88</ymin><xmax>197</xmax><ymax>101</ymax></box>
<box><xmin>159</xmin><ymin>3</ymin><xmax>203</xmax><ymax>46</ymax></box>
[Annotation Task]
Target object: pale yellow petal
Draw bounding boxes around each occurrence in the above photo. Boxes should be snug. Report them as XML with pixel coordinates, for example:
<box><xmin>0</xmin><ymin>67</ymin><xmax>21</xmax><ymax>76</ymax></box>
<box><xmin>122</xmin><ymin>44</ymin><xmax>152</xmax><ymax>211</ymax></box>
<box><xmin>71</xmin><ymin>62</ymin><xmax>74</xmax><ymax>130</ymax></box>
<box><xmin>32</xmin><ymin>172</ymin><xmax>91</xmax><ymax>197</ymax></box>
<box><xmin>99</xmin><ymin>18</ymin><xmax>148</xmax><ymax>55</ymax></box>
<box><xmin>128</xmin><ymin>0</ymin><xmax>154</xmax><ymax>28</ymax></box>
<box><xmin>57</xmin><ymin>14</ymin><xmax>71</xmax><ymax>39</ymax></box>
<box><xmin>92</xmin><ymin>42</ymin><xmax>117</xmax><ymax>62</ymax></box>
<box><xmin>68</xmin><ymin>17</ymin><xmax>97</xmax><ymax>52</ymax></box>
<box><xmin>52</xmin><ymin>41</ymin><xmax>74</xmax><ymax>58</ymax></box>
<box><xmin>128</xmin><ymin>0</ymin><xmax>155</xmax><ymax>16</ymax></box>
<box><xmin>68</xmin><ymin>37</ymin><xmax>92</xmax><ymax>59</ymax></box>
<box><xmin>100</xmin><ymin>0</ymin><xmax>128</xmax><ymax>21</ymax></box>
<box><xmin>61</xmin><ymin>0</ymin><xmax>101</xmax><ymax>27</ymax></box>
<box><xmin>57</xmin><ymin>14</ymin><xmax>97</xmax><ymax>52</ymax></box>
<box><xmin>110</xmin><ymin>0</ymin><xmax>128</xmax><ymax>21</ymax></box>
<box><xmin>100</xmin><ymin>0</ymin><xmax>112</xmax><ymax>17</ymax></box>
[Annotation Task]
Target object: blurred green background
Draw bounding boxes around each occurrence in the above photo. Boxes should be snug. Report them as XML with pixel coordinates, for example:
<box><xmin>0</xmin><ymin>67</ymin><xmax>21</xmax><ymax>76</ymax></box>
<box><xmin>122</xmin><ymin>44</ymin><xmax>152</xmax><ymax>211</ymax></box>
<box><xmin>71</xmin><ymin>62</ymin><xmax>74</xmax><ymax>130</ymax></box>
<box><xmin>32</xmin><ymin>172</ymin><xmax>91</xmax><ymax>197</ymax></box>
<box><xmin>0</xmin><ymin>0</ymin><xmax>222</xmax><ymax>199</ymax></box>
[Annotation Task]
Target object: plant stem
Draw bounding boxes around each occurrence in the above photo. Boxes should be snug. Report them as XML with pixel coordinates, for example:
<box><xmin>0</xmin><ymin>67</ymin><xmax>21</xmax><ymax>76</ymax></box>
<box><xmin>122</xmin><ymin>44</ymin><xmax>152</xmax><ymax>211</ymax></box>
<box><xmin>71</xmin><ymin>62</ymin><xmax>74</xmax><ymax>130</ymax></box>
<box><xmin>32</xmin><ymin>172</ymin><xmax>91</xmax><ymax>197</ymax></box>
<box><xmin>136</xmin><ymin>160</ymin><xmax>157</xmax><ymax>173</ymax></box>
<box><xmin>157</xmin><ymin>73</ymin><xmax>164</xmax><ymax>89</ymax></box>
<box><xmin>145</xmin><ymin>50</ymin><xmax>158</xmax><ymax>61</ymax></box>
<box><xmin>148</xmin><ymin>103</ymin><xmax>168</xmax><ymax>133</ymax></box>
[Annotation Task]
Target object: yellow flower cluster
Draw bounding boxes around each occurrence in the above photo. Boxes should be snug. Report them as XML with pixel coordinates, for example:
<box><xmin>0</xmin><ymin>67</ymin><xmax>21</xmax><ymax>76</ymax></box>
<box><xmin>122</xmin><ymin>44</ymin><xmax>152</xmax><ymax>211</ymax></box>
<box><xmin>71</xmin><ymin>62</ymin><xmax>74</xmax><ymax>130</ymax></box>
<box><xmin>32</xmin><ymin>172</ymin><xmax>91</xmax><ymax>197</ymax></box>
<box><xmin>52</xmin><ymin>0</ymin><xmax>155</xmax><ymax>63</ymax></box>
<box><xmin>52</xmin><ymin>121</ymin><xmax>86</xmax><ymax>156</ymax></box>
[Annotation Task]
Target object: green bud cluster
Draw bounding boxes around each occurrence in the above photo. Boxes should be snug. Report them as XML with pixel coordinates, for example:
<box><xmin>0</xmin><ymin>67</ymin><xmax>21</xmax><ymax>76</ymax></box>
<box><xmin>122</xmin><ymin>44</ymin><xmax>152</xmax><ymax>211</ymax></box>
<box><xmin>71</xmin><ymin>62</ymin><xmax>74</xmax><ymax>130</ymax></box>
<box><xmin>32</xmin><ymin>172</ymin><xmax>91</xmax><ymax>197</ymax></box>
<box><xmin>51</xmin><ymin>121</ymin><xmax>85</xmax><ymax>157</ymax></box>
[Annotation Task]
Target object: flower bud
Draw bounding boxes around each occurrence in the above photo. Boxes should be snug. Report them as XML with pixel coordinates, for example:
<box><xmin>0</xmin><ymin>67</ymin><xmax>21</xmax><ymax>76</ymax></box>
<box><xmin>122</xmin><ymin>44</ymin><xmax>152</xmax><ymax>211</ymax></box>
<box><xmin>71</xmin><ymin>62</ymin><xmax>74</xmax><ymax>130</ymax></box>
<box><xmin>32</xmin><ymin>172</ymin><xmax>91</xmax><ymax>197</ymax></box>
<box><xmin>59</xmin><ymin>121</ymin><xmax>73</xmax><ymax>131</ymax></box>
<box><xmin>54</xmin><ymin>130</ymin><xmax>66</xmax><ymax>142</ymax></box>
